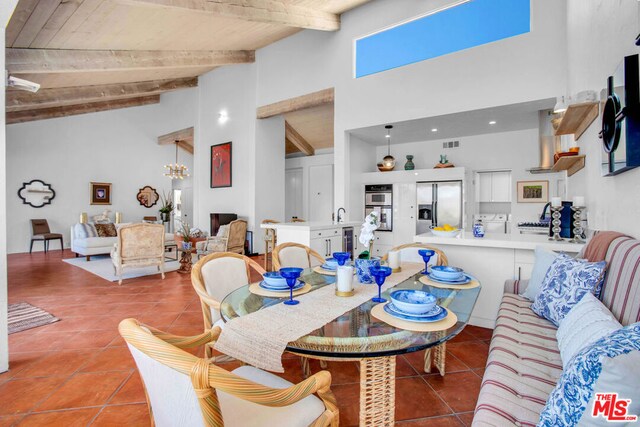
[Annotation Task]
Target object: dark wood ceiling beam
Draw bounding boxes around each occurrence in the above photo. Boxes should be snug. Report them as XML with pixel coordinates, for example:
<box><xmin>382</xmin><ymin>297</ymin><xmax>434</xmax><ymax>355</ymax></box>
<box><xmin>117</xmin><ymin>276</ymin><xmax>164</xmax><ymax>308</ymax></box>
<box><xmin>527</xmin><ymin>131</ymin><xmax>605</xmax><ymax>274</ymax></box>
<box><xmin>285</xmin><ymin>121</ymin><xmax>314</xmax><ymax>156</ymax></box>
<box><xmin>6</xmin><ymin>77</ymin><xmax>198</xmax><ymax>112</ymax></box>
<box><xmin>6</xmin><ymin>95</ymin><xmax>161</xmax><ymax>125</ymax></box>
<box><xmin>6</xmin><ymin>48</ymin><xmax>255</xmax><ymax>74</ymax></box>
<box><xmin>120</xmin><ymin>0</ymin><xmax>340</xmax><ymax>31</ymax></box>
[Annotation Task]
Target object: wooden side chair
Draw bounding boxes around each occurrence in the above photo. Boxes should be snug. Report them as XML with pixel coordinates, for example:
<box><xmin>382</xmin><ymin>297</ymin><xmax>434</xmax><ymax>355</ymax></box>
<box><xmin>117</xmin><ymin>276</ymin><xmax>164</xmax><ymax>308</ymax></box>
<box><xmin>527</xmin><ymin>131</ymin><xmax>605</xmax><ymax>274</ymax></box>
<box><xmin>191</xmin><ymin>252</ymin><xmax>267</xmax><ymax>358</ymax></box>
<box><xmin>29</xmin><ymin>219</ymin><xmax>63</xmax><ymax>254</ymax></box>
<box><xmin>261</xmin><ymin>219</ymin><xmax>279</xmax><ymax>271</ymax></box>
<box><xmin>119</xmin><ymin>319</ymin><xmax>339</xmax><ymax>427</ymax></box>
<box><xmin>382</xmin><ymin>242</ymin><xmax>449</xmax><ymax>376</ymax></box>
<box><xmin>272</xmin><ymin>242</ymin><xmax>325</xmax><ymax>271</ymax></box>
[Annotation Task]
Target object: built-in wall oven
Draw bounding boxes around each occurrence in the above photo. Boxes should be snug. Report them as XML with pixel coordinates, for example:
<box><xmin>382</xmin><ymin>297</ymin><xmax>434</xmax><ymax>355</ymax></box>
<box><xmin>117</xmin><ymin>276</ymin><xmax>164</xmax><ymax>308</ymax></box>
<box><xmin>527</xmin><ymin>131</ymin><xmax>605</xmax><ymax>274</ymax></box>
<box><xmin>364</xmin><ymin>184</ymin><xmax>392</xmax><ymax>231</ymax></box>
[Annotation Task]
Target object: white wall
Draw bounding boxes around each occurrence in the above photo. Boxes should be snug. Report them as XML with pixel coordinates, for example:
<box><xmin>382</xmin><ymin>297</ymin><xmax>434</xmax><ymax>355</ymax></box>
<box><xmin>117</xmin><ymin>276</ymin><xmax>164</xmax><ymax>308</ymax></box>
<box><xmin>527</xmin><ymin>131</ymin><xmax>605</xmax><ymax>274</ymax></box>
<box><xmin>255</xmin><ymin>0</ymin><xmax>568</xmax><ymax>214</ymax></box>
<box><xmin>372</xmin><ymin>129</ymin><xmax>565</xmax><ymax>231</ymax></box>
<box><xmin>348</xmin><ymin>135</ymin><xmax>377</xmax><ymax>221</ymax></box>
<box><xmin>565</xmin><ymin>0</ymin><xmax>640</xmax><ymax>236</ymax></box>
<box><xmin>285</xmin><ymin>150</ymin><xmax>334</xmax><ymax>221</ymax></box>
<box><xmin>2</xmin><ymin>0</ymin><xmax>20</xmax><ymax>374</ymax></box>
<box><xmin>194</xmin><ymin>64</ymin><xmax>258</xmax><ymax>235</ymax></box>
<box><xmin>6</xmin><ymin>89</ymin><xmax>197</xmax><ymax>254</ymax></box>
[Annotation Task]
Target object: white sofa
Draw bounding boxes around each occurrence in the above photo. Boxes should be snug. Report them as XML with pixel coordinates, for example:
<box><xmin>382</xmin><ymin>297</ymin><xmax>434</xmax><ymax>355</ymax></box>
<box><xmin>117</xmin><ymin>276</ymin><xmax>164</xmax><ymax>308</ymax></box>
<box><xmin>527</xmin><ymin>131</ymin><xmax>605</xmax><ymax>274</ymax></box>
<box><xmin>71</xmin><ymin>223</ymin><xmax>175</xmax><ymax>260</ymax></box>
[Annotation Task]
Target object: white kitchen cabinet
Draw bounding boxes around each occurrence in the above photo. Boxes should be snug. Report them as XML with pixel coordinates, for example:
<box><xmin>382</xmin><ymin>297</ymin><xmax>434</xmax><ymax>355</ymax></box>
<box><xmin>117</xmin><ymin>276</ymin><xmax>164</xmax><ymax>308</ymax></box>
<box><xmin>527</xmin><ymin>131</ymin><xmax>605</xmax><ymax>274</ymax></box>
<box><xmin>477</xmin><ymin>171</ymin><xmax>512</xmax><ymax>203</ymax></box>
<box><xmin>394</xmin><ymin>183</ymin><xmax>416</xmax><ymax>246</ymax></box>
<box><xmin>310</xmin><ymin>227</ymin><xmax>342</xmax><ymax>257</ymax></box>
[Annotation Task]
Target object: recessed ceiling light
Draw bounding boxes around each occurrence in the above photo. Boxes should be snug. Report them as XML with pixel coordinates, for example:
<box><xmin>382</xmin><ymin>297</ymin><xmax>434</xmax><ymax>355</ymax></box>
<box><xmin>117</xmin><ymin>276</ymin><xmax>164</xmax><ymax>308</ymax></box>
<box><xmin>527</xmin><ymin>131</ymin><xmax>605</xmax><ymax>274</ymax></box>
<box><xmin>489</xmin><ymin>120</ymin><xmax>497</xmax><ymax>125</ymax></box>
<box><xmin>431</xmin><ymin>128</ymin><xmax>438</xmax><ymax>132</ymax></box>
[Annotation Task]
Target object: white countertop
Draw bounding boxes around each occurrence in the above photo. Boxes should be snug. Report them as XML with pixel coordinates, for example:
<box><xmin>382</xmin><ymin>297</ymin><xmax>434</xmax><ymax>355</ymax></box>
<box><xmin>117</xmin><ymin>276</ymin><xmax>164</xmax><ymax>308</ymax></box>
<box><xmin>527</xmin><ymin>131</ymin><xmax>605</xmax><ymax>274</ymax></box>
<box><xmin>260</xmin><ymin>221</ymin><xmax>361</xmax><ymax>231</ymax></box>
<box><xmin>414</xmin><ymin>231</ymin><xmax>585</xmax><ymax>252</ymax></box>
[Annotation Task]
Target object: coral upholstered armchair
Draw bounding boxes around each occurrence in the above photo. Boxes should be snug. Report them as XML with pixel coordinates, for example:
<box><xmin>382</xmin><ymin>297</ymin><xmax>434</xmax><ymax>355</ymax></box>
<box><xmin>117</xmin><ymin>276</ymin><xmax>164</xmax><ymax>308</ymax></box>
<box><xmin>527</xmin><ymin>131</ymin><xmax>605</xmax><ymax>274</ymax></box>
<box><xmin>111</xmin><ymin>223</ymin><xmax>165</xmax><ymax>285</ymax></box>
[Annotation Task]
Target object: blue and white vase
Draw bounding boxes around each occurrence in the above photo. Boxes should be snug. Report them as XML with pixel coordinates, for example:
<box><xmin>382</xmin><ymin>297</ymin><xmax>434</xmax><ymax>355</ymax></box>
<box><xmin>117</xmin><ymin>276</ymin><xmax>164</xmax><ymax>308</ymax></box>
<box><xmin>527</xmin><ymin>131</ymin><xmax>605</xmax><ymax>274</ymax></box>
<box><xmin>355</xmin><ymin>258</ymin><xmax>381</xmax><ymax>284</ymax></box>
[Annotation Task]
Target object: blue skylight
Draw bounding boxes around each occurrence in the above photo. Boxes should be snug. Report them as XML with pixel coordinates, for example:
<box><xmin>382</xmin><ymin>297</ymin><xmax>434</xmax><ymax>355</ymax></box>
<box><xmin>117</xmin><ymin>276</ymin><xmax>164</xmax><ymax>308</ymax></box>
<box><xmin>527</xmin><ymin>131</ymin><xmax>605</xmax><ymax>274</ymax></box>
<box><xmin>355</xmin><ymin>0</ymin><xmax>531</xmax><ymax>78</ymax></box>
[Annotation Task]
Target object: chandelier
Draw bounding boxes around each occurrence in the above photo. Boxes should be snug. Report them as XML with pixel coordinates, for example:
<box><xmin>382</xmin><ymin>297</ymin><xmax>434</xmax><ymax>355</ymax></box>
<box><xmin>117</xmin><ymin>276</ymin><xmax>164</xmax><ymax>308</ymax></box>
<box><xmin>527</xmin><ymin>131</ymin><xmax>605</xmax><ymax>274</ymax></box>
<box><xmin>164</xmin><ymin>141</ymin><xmax>190</xmax><ymax>180</ymax></box>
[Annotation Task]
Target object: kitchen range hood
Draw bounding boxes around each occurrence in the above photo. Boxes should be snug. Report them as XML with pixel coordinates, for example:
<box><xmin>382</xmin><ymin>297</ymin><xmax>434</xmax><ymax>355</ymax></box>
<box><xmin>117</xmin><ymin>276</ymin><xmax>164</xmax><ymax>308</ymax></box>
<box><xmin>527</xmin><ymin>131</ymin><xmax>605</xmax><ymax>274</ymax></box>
<box><xmin>528</xmin><ymin>110</ymin><xmax>556</xmax><ymax>174</ymax></box>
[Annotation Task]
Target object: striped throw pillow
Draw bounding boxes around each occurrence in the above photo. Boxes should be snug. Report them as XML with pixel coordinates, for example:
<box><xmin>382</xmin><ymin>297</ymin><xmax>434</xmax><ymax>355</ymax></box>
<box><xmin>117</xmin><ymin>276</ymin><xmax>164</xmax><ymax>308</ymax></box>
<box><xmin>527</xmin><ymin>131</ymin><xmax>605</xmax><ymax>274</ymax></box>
<box><xmin>74</xmin><ymin>223</ymin><xmax>98</xmax><ymax>239</ymax></box>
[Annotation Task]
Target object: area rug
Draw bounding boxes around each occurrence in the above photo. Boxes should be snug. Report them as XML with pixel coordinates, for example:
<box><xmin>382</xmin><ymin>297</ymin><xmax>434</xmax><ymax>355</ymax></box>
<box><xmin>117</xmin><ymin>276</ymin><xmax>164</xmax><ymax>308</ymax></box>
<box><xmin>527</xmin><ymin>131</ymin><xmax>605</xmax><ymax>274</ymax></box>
<box><xmin>9</xmin><ymin>302</ymin><xmax>59</xmax><ymax>334</ymax></box>
<box><xmin>63</xmin><ymin>255</ymin><xmax>179</xmax><ymax>283</ymax></box>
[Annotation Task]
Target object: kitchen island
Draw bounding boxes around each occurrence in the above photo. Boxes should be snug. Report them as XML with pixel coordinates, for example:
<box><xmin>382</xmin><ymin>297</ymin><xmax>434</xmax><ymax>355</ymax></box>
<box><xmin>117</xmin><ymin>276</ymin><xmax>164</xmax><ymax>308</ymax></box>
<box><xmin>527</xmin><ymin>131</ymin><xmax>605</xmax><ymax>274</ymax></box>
<box><xmin>261</xmin><ymin>221</ymin><xmax>362</xmax><ymax>258</ymax></box>
<box><xmin>414</xmin><ymin>231</ymin><xmax>585</xmax><ymax>328</ymax></box>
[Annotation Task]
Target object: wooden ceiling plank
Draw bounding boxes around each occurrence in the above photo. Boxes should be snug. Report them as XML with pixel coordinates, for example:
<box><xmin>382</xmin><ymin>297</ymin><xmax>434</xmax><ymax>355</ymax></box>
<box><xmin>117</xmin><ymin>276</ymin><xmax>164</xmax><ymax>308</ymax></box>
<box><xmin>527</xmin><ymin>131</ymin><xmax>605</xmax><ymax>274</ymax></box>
<box><xmin>6</xmin><ymin>48</ymin><xmax>255</xmax><ymax>73</ymax></box>
<box><xmin>285</xmin><ymin>121</ymin><xmax>314</xmax><ymax>156</ymax></box>
<box><xmin>30</xmin><ymin>0</ymin><xmax>85</xmax><ymax>48</ymax></box>
<box><xmin>158</xmin><ymin>127</ymin><xmax>194</xmax><ymax>146</ymax></box>
<box><xmin>13</xmin><ymin>1</ymin><xmax>62</xmax><ymax>48</ymax></box>
<box><xmin>257</xmin><ymin>88</ymin><xmax>334</xmax><ymax>119</ymax></box>
<box><xmin>6</xmin><ymin>0</ymin><xmax>40</xmax><ymax>46</ymax></box>
<box><xmin>6</xmin><ymin>95</ymin><xmax>161</xmax><ymax>124</ymax></box>
<box><xmin>119</xmin><ymin>0</ymin><xmax>340</xmax><ymax>31</ymax></box>
<box><xmin>6</xmin><ymin>77</ymin><xmax>198</xmax><ymax>112</ymax></box>
<box><xmin>45</xmin><ymin>0</ymin><xmax>106</xmax><ymax>48</ymax></box>
<box><xmin>176</xmin><ymin>140</ymin><xmax>194</xmax><ymax>154</ymax></box>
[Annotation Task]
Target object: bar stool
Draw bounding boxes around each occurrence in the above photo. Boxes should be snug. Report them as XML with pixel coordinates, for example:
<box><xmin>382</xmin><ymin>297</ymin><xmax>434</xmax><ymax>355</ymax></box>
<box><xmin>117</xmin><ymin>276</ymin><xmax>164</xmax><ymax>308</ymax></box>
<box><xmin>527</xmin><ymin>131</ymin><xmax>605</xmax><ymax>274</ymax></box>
<box><xmin>261</xmin><ymin>219</ymin><xmax>279</xmax><ymax>271</ymax></box>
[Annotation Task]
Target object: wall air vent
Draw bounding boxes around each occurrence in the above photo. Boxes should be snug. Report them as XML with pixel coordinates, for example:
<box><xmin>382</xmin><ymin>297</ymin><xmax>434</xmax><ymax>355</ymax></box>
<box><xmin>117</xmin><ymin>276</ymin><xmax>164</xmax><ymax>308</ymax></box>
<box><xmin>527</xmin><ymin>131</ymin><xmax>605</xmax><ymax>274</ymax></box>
<box><xmin>442</xmin><ymin>140</ymin><xmax>460</xmax><ymax>149</ymax></box>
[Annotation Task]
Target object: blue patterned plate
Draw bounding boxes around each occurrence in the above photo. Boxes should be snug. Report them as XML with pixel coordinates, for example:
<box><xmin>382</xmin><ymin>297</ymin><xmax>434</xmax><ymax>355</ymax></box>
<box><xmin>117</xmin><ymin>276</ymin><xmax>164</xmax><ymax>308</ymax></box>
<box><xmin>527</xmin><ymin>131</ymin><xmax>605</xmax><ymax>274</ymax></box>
<box><xmin>383</xmin><ymin>303</ymin><xmax>448</xmax><ymax>323</ymax></box>
<box><xmin>321</xmin><ymin>263</ymin><xmax>337</xmax><ymax>271</ymax></box>
<box><xmin>426</xmin><ymin>273</ymin><xmax>473</xmax><ymax>285</ymax></box>
<box><xmin>259</xmin><ymin>280</ymin><xmax>303</xmax><ymax>291</ymax></box>
<box><xmin>386</xmin><ymin>302</ymin><xmax>443</xmax><ymax>318</ymax></box>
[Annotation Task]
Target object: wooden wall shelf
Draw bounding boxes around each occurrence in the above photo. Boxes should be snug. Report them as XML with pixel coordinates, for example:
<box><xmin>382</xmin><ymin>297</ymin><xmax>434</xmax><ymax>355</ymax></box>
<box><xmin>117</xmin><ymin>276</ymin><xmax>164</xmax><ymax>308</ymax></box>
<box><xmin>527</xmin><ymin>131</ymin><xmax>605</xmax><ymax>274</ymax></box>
<box><xmin>554</xmin><ymin>102</ymin><xmax>599</xmax><ymax>141</ymax></box>
<box><xmin>551</xmin><ymin>155</ymin><xmax>586</xmax><ymax>176</ymax></box>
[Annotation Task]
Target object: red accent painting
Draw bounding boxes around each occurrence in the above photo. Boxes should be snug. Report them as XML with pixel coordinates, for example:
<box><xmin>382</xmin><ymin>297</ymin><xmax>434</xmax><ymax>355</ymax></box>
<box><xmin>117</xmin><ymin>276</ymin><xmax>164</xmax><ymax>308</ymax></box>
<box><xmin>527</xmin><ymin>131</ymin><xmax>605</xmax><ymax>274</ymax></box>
<box><xmin>210</xmin><ymin>142</ymin><xmax>232</xmax><ymax>188</ymax></box>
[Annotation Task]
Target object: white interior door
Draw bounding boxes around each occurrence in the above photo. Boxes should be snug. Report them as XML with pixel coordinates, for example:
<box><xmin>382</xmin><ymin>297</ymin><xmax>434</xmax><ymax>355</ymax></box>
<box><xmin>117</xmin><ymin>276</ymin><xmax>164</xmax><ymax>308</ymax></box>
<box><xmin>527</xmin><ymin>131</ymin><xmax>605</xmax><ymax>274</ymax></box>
<box><xmin>309</xmin><ymin>164</ymin><xmax>334</xmax><ymax>222</ymax></box>
<box><xmin>285</xmin><ymin>168</ymin><xmax>303</xmax><ymax>221</ymax></box>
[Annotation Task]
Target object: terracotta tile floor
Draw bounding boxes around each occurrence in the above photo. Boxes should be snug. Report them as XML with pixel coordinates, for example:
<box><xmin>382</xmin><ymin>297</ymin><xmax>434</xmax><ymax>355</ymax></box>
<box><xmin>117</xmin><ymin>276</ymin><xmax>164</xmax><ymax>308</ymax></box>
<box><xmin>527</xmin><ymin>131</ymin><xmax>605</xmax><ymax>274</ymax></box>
<box><xmin>1</xmin><ymin>250</ymin><xmax>491</xmax><ymax>426</ymax></box>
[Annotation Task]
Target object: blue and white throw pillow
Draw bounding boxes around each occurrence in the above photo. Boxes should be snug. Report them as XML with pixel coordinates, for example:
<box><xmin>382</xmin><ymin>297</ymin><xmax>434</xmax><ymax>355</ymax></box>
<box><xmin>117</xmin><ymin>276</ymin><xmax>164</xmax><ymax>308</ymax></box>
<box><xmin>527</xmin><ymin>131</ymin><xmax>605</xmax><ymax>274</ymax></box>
<box><xmin>521</xmin><ymin>246</ymin><xmax>559</xmax><ymax>301</ymax></box>
<box><xmin>538</xmin><ymin>323</ymin><xmax>640</xmax><ymax>427</ymax></box>
<box><xmin>74</xmin><ymin>223</ymin><xmax>98</xmax><ymax>239</ymax></box>
<box><xmin>531</xmin><ymin>254</ymin><xmax>606</xmax><ymax>326</ymax></box>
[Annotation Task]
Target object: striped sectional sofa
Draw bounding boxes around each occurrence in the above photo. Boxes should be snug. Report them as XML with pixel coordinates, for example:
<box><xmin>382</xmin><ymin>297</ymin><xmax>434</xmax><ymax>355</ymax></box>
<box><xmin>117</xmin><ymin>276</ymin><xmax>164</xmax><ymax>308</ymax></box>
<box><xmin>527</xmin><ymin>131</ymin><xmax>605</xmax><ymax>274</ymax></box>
<box><xmin>473</xmin><ymin>236</ymin><xmax>640</xmax><ymax>426</ymax></box>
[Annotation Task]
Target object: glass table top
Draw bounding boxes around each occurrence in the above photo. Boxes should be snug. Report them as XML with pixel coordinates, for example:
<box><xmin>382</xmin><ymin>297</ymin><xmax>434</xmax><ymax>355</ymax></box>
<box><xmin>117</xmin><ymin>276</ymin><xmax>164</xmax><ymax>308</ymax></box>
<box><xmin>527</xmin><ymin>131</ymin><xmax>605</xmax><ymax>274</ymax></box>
<box><xmin>220</xmin><ymin>268</ymin><xmax>481</xmax><ymax>359</ymax></box>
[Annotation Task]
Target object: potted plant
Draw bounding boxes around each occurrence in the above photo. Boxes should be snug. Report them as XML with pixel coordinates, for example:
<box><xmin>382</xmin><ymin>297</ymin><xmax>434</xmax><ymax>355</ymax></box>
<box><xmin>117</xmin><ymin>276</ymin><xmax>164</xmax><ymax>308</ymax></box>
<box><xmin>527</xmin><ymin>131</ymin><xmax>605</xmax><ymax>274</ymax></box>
<box><xmin>159</xmin><ymin>191</ymin><xmax>174</xmax><ymax>223</ymax></box>
<box><xmin>176</xmin><ymin>221</ymin><xmax>193</xmax><ymax>250</ymax></box>
<box><xmin>355</xmin><ymin>212</ymin><xmax>380</xmax><ymax>284</ymax></box>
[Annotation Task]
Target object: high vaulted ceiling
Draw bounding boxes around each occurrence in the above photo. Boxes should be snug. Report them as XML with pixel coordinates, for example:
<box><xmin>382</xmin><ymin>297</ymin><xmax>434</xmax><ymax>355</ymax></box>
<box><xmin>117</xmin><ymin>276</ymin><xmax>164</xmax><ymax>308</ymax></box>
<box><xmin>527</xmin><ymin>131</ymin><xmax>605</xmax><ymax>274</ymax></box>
<box><xmin>5</xmin><ymin>0</ymin><xmax>371</xmax><ymax>124</ymax></box>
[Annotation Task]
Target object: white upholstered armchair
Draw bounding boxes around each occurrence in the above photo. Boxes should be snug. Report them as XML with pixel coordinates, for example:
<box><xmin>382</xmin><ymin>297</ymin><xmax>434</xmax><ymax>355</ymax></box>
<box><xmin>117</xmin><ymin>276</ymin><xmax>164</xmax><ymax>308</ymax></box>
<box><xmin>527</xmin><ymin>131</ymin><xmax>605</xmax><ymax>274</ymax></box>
<box><xmin>111</xmin><ymin>223</ymin><xmax>165</xmax><ymax>285</ymax></box>
<box><xmin>196</xmin><ymin>219</ymin><xmax>247</xmax><ymax>257</ymax></box>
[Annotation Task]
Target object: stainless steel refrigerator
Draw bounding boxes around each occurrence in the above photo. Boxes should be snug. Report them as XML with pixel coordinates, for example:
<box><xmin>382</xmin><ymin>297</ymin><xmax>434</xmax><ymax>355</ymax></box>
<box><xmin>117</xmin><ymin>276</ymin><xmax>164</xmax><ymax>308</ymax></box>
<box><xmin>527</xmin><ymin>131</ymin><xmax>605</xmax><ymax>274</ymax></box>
<box><xmin>416</xmin><ymin>181</ymin><xmax>463</xmax><ymax>234</ymax></box>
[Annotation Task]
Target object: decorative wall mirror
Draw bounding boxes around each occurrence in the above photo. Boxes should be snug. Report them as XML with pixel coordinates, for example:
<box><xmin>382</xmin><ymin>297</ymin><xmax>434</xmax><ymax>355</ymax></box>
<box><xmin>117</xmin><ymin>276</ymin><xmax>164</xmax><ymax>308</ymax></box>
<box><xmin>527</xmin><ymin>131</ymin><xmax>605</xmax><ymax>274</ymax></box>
<box><xmin>18</xmin><ymin>180</ymin><xmax>55</xmax><ymax>208</ymax></box>
<box><xmin>137</xmin><ymin>185</ymin><xmax>159</xmax><ymax>208</ymax></box>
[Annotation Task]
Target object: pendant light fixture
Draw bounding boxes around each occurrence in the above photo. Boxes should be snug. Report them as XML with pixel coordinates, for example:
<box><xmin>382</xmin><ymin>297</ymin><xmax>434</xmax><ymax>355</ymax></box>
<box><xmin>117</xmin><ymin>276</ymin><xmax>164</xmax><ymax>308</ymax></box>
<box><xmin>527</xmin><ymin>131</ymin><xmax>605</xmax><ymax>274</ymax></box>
<box><xmin>378</xmin><ymin>125</ymin><xmax>396</xmax><ymax>171</ymax></box>
<box><xmin>164</xmin><ymin>141</ymin><xmax>190</xmax><ymax>180</ymax></box>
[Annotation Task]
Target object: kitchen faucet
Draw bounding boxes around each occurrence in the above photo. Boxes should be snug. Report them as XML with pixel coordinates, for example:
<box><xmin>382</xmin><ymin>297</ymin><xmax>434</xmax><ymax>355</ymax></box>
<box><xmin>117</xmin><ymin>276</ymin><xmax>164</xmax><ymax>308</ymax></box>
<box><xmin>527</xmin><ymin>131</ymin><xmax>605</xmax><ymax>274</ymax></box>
<box><xmin>540</xmin><ymin>202</ymin><xmax>551</xmax><ymax>222</ymax></box>
<box><xmin>337</xmin><ymin>207</ymin><xmax>346</xmax><ymax>223</ymax></box>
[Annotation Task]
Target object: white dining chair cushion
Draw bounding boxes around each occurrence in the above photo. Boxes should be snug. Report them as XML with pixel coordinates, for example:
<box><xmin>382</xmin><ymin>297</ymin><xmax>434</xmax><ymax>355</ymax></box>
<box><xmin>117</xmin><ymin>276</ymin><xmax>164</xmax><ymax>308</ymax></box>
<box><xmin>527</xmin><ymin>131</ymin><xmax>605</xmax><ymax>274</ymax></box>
<box><xmin>278</xmin><ymin>247</ymin><xmax>313</xmax><ymax>269</ymax></box>
<box><xmin>127</xmin><ymin>343</ymin><xmax>205</xmax><ymax>427</ymax></box>
<box><xmin>397</xmin><ymin>247</ymin><xmax>440</xmax><ymax>265</ymax></box>
<box><xmin>219</xmin><ymin>365</ymin><xmax>326</xmax><ymax>427</ymax></box>
<box><xmin>556</xmin><ymin>292</ymin><xmax>621</xmax><ymax>368</ymax></box>
<box><xmin>200</xmin><ymin>257</ymin><xmax>249</xmax><ymax>322</ymax></box>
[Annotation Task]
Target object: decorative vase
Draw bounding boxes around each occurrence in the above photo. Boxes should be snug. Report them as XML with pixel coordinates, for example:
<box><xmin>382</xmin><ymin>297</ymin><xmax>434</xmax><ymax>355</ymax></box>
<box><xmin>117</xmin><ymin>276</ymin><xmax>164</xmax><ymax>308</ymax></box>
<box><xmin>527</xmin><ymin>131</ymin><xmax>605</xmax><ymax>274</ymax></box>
<box><xmin>355</xmin><ymin>257</ymin><xmax>381</xmax><ymax>284</ymax></box>
<box><xmin>160</xmin><ymin>212</ymin><xmax>170</xmax><ymax>222</ymax></box>
<box><xmin>404</xmin><ymin>155</ymin><xmax>415</xmax><ymax>170</ymax></box>
<box><xmin>181</xmin><ymin>241</ymin><xmax>192</xmax><ymax>250</ymax></box>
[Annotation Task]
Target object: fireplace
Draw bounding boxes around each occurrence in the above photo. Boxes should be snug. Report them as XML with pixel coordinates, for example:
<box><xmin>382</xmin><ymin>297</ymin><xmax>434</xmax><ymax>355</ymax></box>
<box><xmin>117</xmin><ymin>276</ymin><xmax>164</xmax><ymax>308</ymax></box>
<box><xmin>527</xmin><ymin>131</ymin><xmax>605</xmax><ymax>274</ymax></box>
<box><xmin>210</xmin><ymin>213</ymin><xmax>237</xmax><ymax>236</ymax></box>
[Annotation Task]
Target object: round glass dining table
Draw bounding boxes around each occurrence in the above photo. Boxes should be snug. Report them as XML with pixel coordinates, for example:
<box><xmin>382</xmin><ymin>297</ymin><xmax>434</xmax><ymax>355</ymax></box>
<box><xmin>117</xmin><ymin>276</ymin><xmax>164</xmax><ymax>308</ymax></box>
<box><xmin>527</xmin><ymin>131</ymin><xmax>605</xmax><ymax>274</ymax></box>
<box><xmin>220</xmin><ymin>268</ymin><xmax>481</xmax><ymax>427</ymax></box>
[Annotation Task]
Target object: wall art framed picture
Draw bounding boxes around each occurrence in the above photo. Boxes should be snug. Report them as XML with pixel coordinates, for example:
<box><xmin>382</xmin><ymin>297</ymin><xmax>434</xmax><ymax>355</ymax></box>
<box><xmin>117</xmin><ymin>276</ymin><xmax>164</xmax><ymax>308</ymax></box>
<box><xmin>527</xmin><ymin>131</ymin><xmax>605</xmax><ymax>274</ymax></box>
<box><xmin>211</xmin><ymin>141</ymin><xmax>232</xmax><ymax>188</ymax></box>
<box><xmin>90</xmin><ymin>182</ymin><xmax>112</xmax><ymax>205</ymax></box>
<box><xmin>517</xmin><ymin>180</ymin><xmax>549</xmax><ymax>203</ymax></box>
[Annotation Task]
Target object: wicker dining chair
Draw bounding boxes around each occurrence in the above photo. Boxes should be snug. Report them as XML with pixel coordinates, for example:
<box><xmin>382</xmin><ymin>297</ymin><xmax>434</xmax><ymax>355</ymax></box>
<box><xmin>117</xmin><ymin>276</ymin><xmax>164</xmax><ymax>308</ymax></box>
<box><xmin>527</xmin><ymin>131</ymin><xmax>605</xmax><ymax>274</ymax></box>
<box><xmin>272</xmin><ymin>242</ymin><xmax>325</xmax><ymax>271</ymax></box>
<box><xmin>261</xmin><ymin>219</ymin><xmax>279</xmax><ymax>271</ymax></box>
<box><xmin>119</xmin><ymin>319</ymin><xmax>339</xmax><ymax>427</ymax></box>
<box><xmin>381</xmin><ymin>242</ymin><xmax>449</xmax><ymax>375</ymax></box>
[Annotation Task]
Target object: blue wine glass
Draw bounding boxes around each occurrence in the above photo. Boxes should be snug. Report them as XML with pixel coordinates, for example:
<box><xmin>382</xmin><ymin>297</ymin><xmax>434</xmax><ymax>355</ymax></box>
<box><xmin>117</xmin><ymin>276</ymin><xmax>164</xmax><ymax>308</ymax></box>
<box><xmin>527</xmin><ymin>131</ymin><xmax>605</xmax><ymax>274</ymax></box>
<box><xmin>332</xmin><ymin>252</ymin><xmax>351</xmax><ymax>266</ymax></box>
<box><xmin>418</xmin><ymin>249</ymin><xmax>435</xmax><ymax>275</ymax></box>
<box><xmin>279</xmin><ymin>267</ymin><xmax>303</xmax><ymax>305</ymax></box>
<box><xmin>369</xmin><ymin>266</ymin><xmax>392</xmax><ymax>303</ymax></box>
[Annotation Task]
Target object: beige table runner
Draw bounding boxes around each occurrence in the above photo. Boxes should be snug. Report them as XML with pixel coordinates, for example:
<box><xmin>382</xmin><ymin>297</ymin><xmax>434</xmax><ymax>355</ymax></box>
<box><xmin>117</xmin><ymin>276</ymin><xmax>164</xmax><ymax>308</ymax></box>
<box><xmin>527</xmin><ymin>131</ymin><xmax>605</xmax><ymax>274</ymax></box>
<box><xmin>214</xmin><ymin>262</ymin><xmax>424</xmax><ymax>372</ymax></box>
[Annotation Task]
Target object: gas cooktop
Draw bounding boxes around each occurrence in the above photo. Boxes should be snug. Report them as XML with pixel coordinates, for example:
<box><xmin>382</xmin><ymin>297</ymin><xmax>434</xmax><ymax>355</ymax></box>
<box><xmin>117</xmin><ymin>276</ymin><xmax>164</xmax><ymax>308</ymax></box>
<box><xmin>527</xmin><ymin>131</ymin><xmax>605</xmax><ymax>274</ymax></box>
<box><xmin>517</xmin><ymin>222</ymin><xmax>549</xmax><ymax>228</ymax></box>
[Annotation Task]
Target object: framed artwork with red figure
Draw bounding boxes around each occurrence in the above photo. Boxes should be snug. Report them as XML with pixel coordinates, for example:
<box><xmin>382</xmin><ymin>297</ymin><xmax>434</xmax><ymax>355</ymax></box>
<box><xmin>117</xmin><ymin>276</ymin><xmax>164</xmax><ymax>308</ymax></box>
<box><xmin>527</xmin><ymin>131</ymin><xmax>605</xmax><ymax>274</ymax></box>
<box><xmin>210</xmin><ymin>142</ymin><xmax>232</xmax><ymax>188</ymax></box>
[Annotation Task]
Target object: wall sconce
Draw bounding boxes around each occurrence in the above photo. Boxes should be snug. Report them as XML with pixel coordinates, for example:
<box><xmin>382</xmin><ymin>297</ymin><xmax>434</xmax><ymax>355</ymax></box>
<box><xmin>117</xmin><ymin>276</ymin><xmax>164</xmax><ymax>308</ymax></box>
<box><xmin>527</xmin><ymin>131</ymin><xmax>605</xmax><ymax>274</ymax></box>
<box><xmin>218</xmin><ymin>111</ymin><xmax>229</xmax><ymax>124</ymax></box>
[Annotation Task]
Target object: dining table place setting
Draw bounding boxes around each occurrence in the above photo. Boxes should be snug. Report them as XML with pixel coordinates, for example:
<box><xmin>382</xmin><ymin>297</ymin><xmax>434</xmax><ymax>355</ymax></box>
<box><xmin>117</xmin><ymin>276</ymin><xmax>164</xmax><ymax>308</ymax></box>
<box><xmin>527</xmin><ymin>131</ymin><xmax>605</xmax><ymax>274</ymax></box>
<box><xmin>416</xmin><ymin>249</ymin><xmax>480</xmax><ymax>290</ymax></box>
<box><xmin>214</xmin><ymin>255</ymin><xmax>425</xmax><ymax>373</ymax></box>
